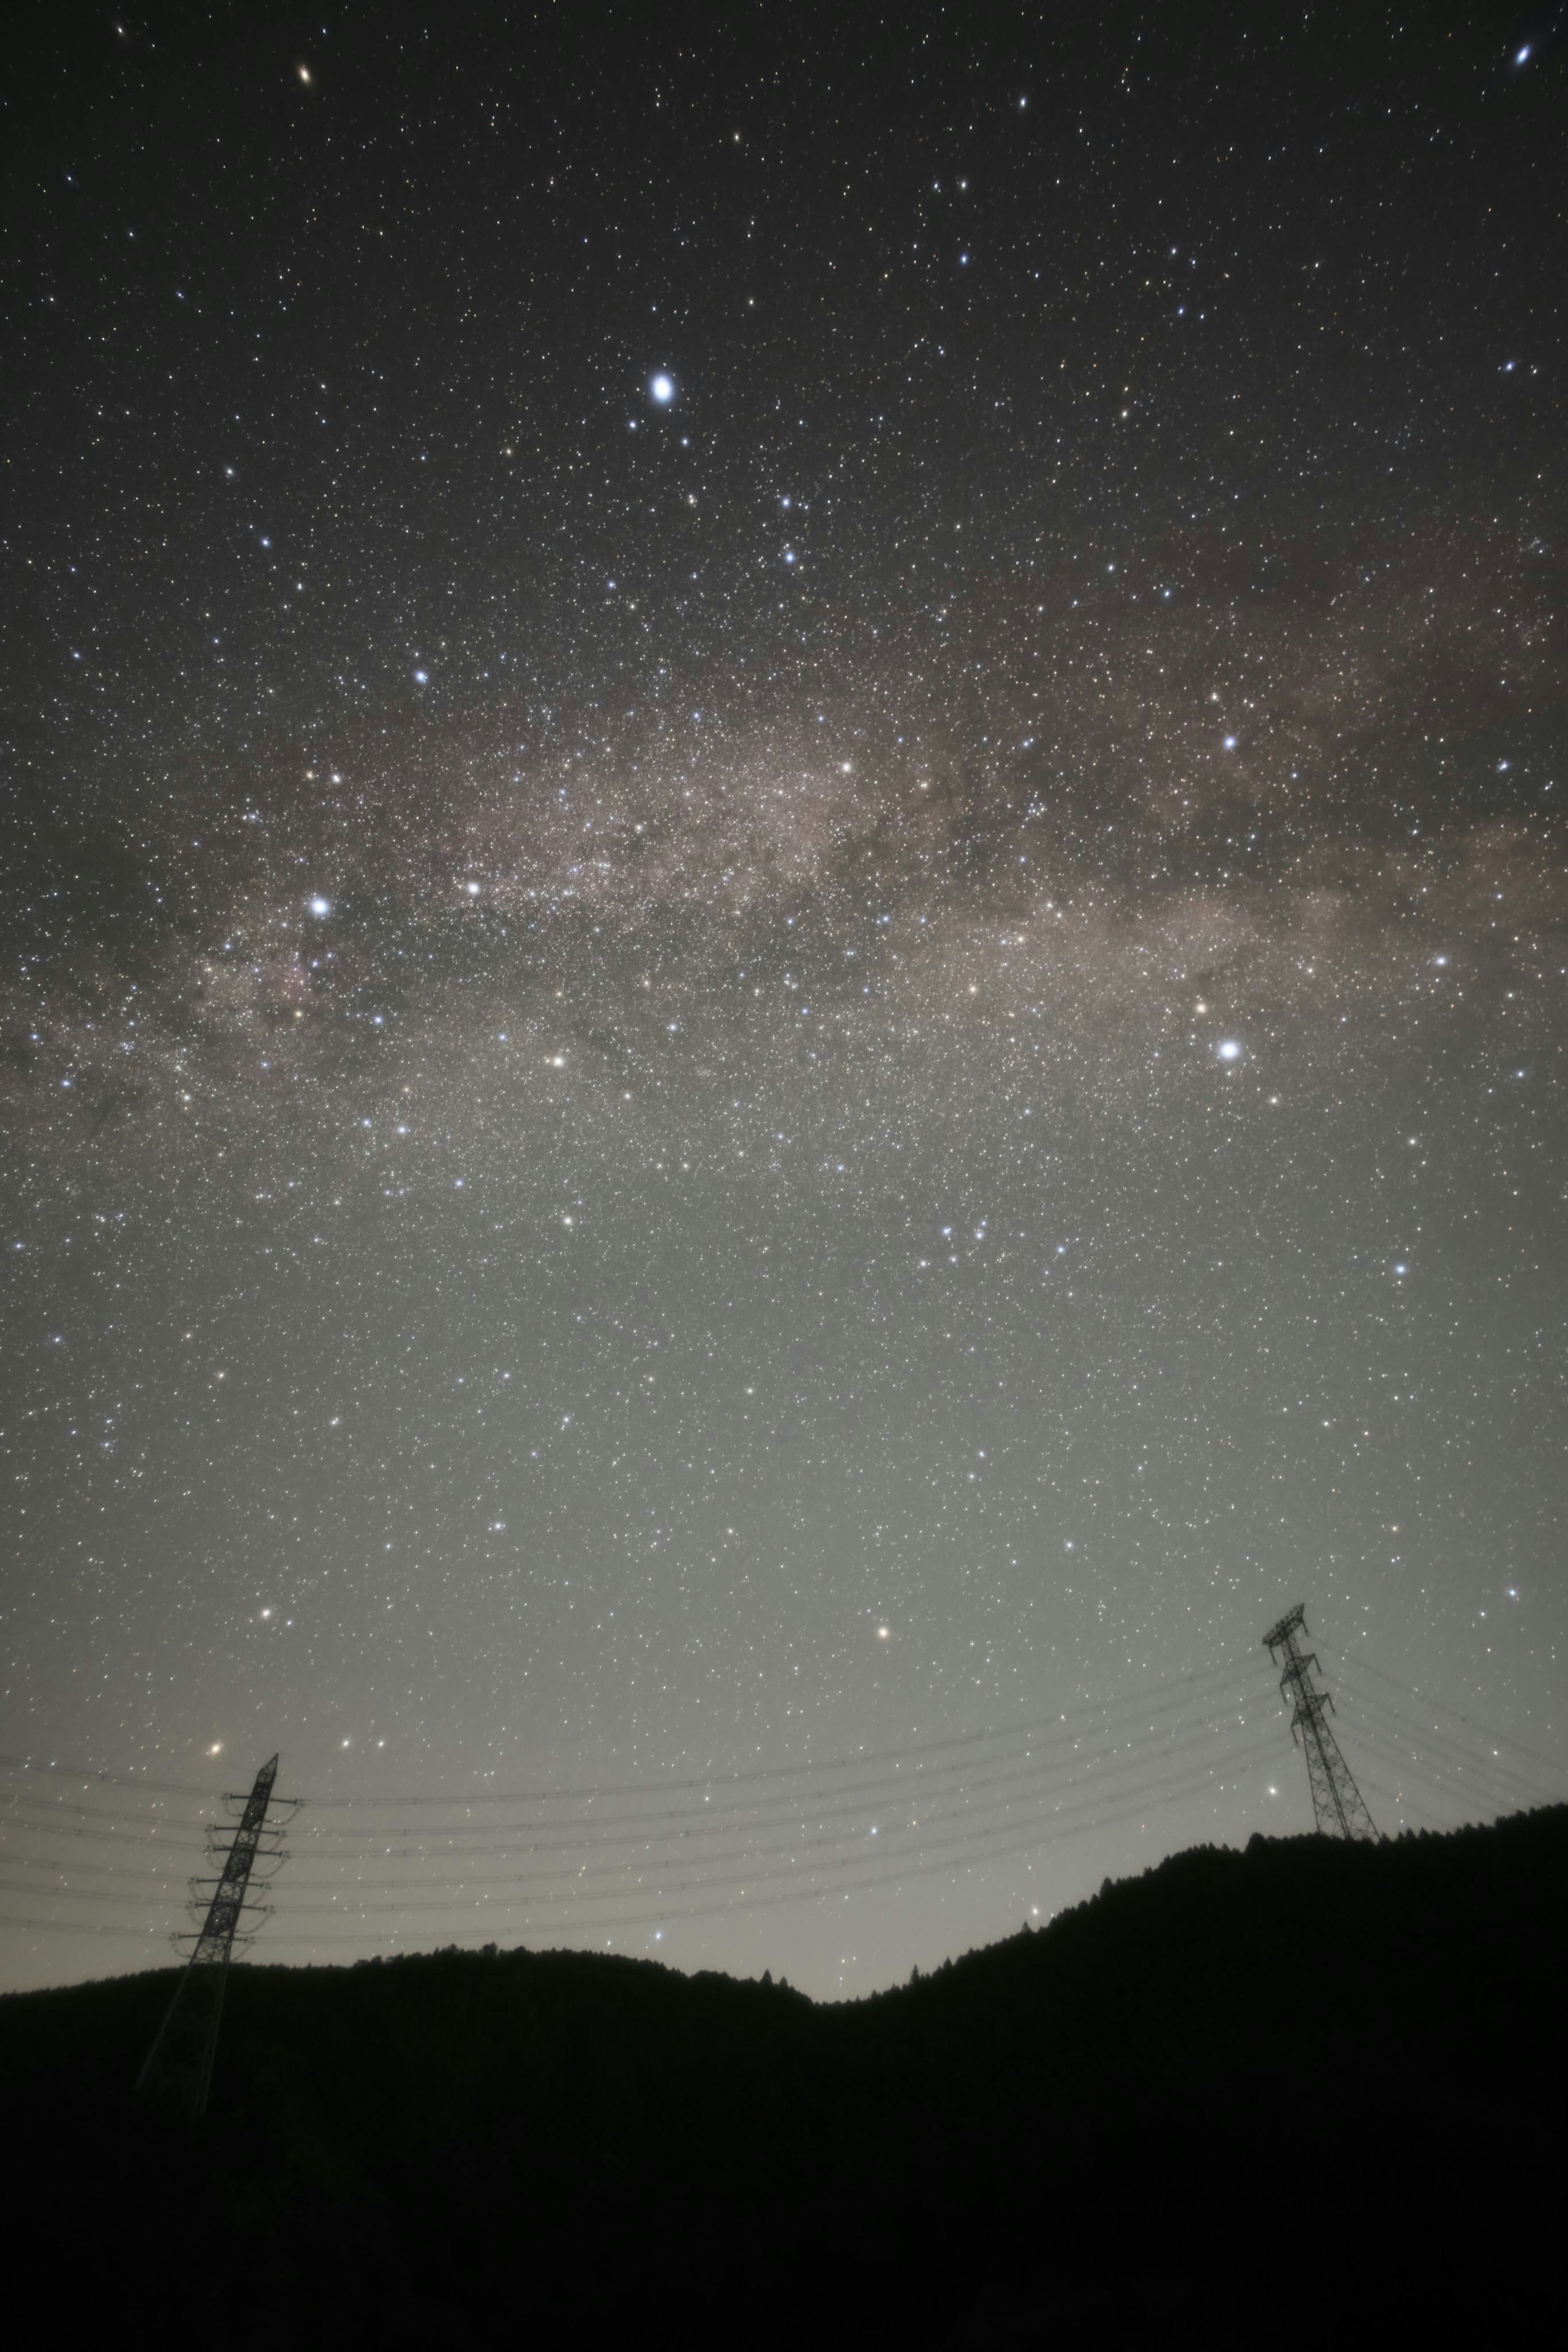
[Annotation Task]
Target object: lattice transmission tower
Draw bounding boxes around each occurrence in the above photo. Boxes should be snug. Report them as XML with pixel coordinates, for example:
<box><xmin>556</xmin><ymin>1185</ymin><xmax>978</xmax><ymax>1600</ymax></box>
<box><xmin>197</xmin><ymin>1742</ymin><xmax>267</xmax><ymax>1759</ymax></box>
<box><xmin>1263</xmin><ymin>1606</ymin><xmax>1379</xmax><ymax>1841</ymax></box>
<box><xmin>136</xmin><ymin>1751</ymin><xmax>294</xmax><ymax>2121</ymax></box>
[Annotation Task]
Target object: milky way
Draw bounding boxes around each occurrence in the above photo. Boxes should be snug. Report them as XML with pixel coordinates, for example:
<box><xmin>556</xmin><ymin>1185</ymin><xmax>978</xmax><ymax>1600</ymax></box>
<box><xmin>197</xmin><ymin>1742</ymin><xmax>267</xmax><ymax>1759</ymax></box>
<box><xmin>2</xmin><ymin>9</ymin><xmax>1564</xmax><ymax>1992</ymax></box>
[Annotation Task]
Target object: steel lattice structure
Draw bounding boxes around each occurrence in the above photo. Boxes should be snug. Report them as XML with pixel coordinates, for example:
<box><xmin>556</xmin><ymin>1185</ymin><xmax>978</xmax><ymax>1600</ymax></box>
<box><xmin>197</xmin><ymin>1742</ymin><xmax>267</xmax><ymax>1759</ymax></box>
<box><xmin>1263</xmin><ymin>1607</ymin><xmax>1379</xmax><ymax>1841</ymax></box>
<box><xmin>136</xmin><ymin>1752</ymin><xmax>292</xmax><ymax>2121</ymax></box>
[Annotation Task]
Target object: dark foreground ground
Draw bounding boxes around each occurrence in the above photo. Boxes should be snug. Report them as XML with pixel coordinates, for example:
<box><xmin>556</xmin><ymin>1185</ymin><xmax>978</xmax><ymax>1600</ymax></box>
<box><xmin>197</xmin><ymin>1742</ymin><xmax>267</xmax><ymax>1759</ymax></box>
<box><xmin>4</xmin><ymin>1809</ymin><xmax>1565</xmax><ymax>2346</ymax></box>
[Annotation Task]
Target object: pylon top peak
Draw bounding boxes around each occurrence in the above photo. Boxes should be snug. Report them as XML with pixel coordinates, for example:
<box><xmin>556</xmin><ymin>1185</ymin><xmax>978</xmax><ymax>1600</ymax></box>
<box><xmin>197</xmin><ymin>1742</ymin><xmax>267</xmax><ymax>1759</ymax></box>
<box><xmin>1263</xmin><ymin>1603</ymin><xmax>1307</xmax><ymax>1653</ymax></box>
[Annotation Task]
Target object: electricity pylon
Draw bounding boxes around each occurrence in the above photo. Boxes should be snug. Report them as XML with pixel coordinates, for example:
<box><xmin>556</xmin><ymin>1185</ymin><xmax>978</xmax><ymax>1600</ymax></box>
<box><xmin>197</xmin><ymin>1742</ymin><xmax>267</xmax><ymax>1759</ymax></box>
<box><xmin>1263</xmin><ymin>1606</ymin><xmax>1379</xmax><ymax>1841</ymax></box>
<box><xmin>136</xmin><ymin>1752</ymin><xmax>293</xmax><ymax>2121</ymax></box>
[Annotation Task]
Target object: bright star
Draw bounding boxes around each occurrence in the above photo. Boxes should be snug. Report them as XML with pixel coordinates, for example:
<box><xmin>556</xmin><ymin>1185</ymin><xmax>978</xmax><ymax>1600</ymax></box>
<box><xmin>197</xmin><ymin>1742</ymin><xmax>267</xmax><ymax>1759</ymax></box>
<box><xmin>307</xmin><ymin>896</ymin><xmax>331</xmax><ymax>917</ymax></box>
<box><xmin>650</xmin><ymin>374</ymin><xmax>675</xmax><ymax>404</ymax></box>
<box><xmin>1216</xmin><ymin>1039</ymin><xmax>1242</xmax><ymax>1061</ymax></box>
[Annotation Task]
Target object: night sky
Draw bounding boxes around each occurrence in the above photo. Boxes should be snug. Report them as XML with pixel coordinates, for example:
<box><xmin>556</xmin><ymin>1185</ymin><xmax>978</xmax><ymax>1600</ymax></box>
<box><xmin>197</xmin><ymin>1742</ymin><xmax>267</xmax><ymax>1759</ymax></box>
<box><xmin>2</xmin><ymin>6</ymin><xmax>1565</xmax><ymax>1996</ymax></box>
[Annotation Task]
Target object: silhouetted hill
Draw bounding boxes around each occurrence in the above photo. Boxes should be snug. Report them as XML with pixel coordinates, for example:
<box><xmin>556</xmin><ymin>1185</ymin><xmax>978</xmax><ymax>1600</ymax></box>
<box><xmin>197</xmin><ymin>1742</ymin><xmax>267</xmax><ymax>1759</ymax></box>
<box><xmin>5</xmin><ymin>1810</ymin><xmax>1565</xmax><ymax>2346</ymax></box>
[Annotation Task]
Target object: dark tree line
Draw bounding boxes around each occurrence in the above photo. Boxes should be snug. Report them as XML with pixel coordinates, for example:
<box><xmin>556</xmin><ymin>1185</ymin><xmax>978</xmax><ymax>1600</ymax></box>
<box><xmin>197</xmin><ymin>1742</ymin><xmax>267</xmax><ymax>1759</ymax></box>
<box><xmin>5</xmin><ymin>1807</ymin><xmax>1564</xmax><ymax>2346</ymax></box>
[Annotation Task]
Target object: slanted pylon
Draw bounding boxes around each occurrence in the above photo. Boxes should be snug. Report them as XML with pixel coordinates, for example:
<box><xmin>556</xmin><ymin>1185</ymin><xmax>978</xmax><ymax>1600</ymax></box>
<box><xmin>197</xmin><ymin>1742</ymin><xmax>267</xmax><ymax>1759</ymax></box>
<box><xmin>136</xmin><ymin>1752</ymin><xmax>293</xmax><ymax>2121</ymax></box>
<box><xmin>1263</xmin><ymin>1607</ymin><xmax>1378</xmax><ymax>1842</ymax></box>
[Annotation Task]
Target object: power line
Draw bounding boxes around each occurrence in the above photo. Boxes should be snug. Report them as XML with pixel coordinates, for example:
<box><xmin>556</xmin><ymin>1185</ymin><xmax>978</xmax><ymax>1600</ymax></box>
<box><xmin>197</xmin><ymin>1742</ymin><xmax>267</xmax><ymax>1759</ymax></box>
<box><xmin>277</xmin><ymin>1686</ymin><xmax>1262</xmax><ymax>1862</ymax></box>
<box><xmin>0</xmin><ymin>1656</ymin><xmax>1253</xmax><ymax>1819</ymax></box>
<box><xmin>4</xmin><ymin>1640</ymin><xmax>1559</xmax><ymax>1974</ymax></box>
<box><xmin>0</xmin><ymin>1812</ymin><xmax>216</xmax><ymax>1851</ymax></box>
<box><xmin>41</xmin><ymin>1727</ymin><xmax>1276</xmax><ymax>1930</ymax></box>
<box><xmin>244</xmin><ymin>1737</ymin><xmax>1285</xmax><ymax>1947</ymax></box>
<box><xmin>1351</xmin><ymin>1772</ymin><xmax>1452</xmax><ymax>1832</ymax></box>
<box><xmin>1332</xmin><ymin>1674</ymin><xmax>1563</xmax><ymax>1810</ymax></box>
<box><xmin>0</xmin><ymin>1726</ymin><xmax>1277</xmax><ymax>1943</ymax></box>
<box><xmin>0</xmin><ymin>1852</ymin><xmax>200</xmax><ymax>1887</ymax></box>
<box><xmin>0</xmin><ymin>1759</ymin><xmax>232</xmax><ymax>1800</ymax></box>
<box><xmin>1348</xmin><ymin>1705</ymin><xmax>1557</xmax><ymax>1815</ymax></box>
<box><xmin>0</xmin><ymin>1877</ymin><xmax>192</xmax><ymax>1911</ymax></box>
<box><xmin>299</xmin><ymin>1659</ymin><xmax>1255</xmax><ymax>1806</ymax></box>
<box><xmin>0</xmin><ymin>1703</ymin><xmax>1263</xmax><ymax>1906</ymax></box>
<box><xmin>0</xmin><ymin>1663</ymin><xmax>1259</xmax><ymax>1864</ymax></box>
<box><xmin>1336</xmin><ymin>1657</ymin><xmax>1567</xmax><ymax>1780</ymax></box>
<box><xmin>0</xmin><ymin>1790</ymin><xmax>214</xmax><ymax>1834</ymax></box>
<box><xmin>1341</xmin><ymin>1715</ymin><xmax>1549</xmax><ymax>1824</ymax></box>
<box><xmin>260</xmin><ymin>1714</ymin><xmax>1262</xmax><ymax>1903</ymax></box>
<box><xmin>0</xmin><ymin>1913</ymin><xmax>176</xmax><ymax>1941</ymax></box>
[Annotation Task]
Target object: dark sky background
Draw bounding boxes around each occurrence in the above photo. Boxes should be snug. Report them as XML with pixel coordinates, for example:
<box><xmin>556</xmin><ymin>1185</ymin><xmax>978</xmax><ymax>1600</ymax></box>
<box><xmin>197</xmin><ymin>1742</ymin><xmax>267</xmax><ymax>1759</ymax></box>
<box><xmin>2</xmin><ymin>4</ymin><xmax>1565</xmax><ymax>1996</ymax></box>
